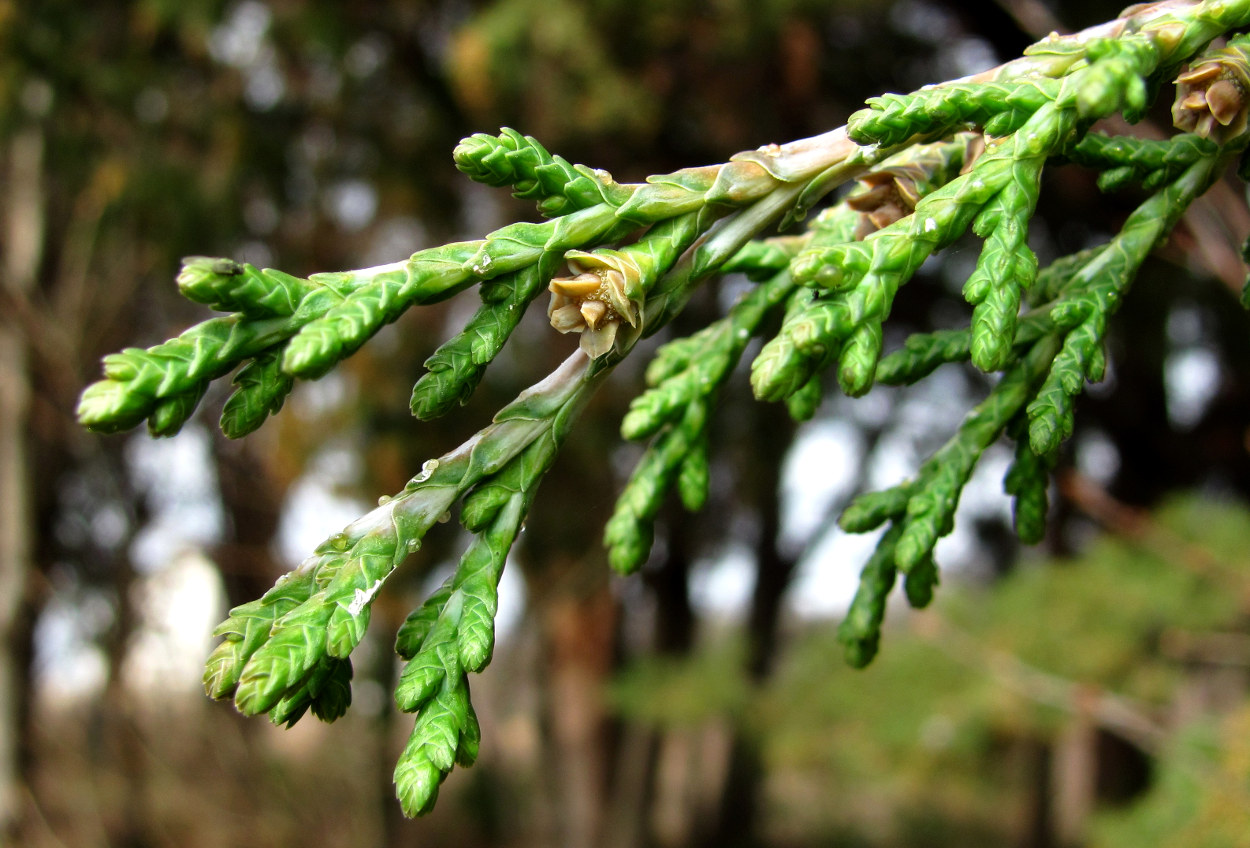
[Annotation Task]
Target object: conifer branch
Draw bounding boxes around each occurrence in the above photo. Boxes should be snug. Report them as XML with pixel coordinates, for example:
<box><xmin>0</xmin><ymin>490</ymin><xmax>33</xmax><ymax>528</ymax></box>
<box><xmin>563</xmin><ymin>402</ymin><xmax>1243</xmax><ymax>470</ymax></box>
<box><xmin>77</xmin><ymin>0</ymin><xmax>1250</xmax><ymax>818</ymax></box>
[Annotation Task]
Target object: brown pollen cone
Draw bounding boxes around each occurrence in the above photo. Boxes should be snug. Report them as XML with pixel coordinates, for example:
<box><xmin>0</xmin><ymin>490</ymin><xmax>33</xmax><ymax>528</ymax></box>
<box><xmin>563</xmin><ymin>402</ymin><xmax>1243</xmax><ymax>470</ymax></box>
<box><xmin>1173</xmin><ymin>49</ymin><xmax>1250</xmax><ymax>143</ymax></box>
<box><xmin>547</xmin><ymin>251</ymin><xmax>641</xmax><ymax>358</ymax></box>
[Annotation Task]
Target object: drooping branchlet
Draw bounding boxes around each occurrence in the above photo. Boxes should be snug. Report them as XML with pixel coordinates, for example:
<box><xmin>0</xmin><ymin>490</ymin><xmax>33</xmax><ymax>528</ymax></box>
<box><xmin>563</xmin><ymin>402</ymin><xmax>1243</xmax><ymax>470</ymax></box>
<box><xmin>75</xmin><ymin>0</ymin><xmax>1250</xmax><ymax>819</ymax></box>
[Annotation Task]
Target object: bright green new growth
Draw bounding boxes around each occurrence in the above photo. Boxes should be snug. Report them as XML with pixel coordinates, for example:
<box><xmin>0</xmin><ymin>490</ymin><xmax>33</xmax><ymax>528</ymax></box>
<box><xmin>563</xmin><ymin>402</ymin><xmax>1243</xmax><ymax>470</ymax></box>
<box><xmin>77</xmin><ymin>0</ymin><xmax>1250</xmax><ymax>818</ymax></box>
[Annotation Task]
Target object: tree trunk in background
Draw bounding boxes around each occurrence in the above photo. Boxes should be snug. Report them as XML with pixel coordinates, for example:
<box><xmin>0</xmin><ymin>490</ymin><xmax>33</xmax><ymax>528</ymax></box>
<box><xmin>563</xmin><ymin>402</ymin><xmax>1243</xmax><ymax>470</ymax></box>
<box><xmin>603</xmin><ymin>508</ymin><xmax>698</xmax><ymax>848</ymax></box>
<box><xmin>88</xmin><ymin>447</ymin><xmax>149</xmax><ymax>848</ymax></box>
<box><xmin>1019</xmin><ymin>736</ymin><xmax>1055</xmax><ymax>848</ymax></box>
<box><xmin>0</xmin><ymin>124</ymin><xmax>44</xmax><ymax>841</ymax></box>
<box><xmin>0</xmin><ymin>318</ymin><xmax>33</xmax><ymax>841</ymax></box>
<box><xmin>212</xmin><ymin>436</ymin><xmax>287</xmax><ymax>611</ymax></box>
<box><xmin>704</xmin><ymin>403</ymin><xmax>797</xmax><ymax>848</ymax></box>
<box><xmin>541</xmin><ymin>581</ymin><xmax>618</xmax><ymax>848</ymax></box>
<box><xmin>1051</xmin><ymin>694</ymin><xmax>1097</xmax><ymax>848</ymax></box>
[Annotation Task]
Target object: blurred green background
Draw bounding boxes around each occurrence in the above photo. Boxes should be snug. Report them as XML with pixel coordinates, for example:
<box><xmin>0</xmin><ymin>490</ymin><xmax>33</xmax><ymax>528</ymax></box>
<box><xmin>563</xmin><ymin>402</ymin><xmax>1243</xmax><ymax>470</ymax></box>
<box><xmin>3</xmin><ymin>1</ymin><xmax>1250</xmax><ymax>846</ymax></box>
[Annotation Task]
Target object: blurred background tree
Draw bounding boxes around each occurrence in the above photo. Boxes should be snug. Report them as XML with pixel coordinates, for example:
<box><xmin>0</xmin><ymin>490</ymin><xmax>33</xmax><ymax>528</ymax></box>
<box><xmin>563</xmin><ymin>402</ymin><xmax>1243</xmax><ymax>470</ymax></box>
<box><xmin>3</xmin><ymin>0</ymin><xmax>1249</xmax><ymax>846</ymax></box>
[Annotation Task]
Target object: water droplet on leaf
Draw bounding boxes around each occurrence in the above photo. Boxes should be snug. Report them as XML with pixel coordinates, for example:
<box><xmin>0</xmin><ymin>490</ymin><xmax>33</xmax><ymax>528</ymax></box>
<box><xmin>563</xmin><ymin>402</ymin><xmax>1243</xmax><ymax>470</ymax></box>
<box><xmin>412</xmin><ymin>458</ymin><xmax>440</xmax><ymax>484</ymax></box>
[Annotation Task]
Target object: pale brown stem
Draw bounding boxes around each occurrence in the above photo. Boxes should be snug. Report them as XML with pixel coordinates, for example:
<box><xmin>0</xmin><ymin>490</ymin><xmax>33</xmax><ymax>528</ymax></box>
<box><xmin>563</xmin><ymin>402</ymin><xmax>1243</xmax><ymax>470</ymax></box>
<box><xmin>1058</xmin><ymin>470</ymin><xmax>1249</xmax><ymax>589</ymax></box>
<box><xmin>914</xmin><ymin>613</ymin><xmax>1168</xmax><ymax>754</ymax></box>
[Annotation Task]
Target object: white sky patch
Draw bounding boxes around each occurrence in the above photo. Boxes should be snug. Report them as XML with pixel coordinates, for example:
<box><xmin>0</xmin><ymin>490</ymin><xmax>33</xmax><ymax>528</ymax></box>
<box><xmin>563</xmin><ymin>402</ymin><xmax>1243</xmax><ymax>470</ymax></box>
<box><xmin>33</xmin><ymin>592</ymin><xmax>111</xmax><ymax>703</ymax></box>
<box><xmin>783</xmin><ymin>374</ymin><xmax>1013</xmax><ymax>617</ymax></box>
<box><xmin>277</xmin><ymin>472</ymin><xmax>369</xmax><ymax>566</ymax></box>
<box><xmin>126</xmin><ymin>426</ymin><xmax>224</xmax><ymax>574</ymax></box>
<box><xmin>88</xmin><ymin>502</ymin><xmax>129</xmax><ymax>551</ymax></box>
<box><xmin>895</xmin><ymin>367</ymin><xmax>972</xmax><ymax>441</ymax></box>
<box><xmin>457</xmin><ymin>180</ymin><xmax>506</xmax><ymax>241</ymax></box>
<box><xmin>932</xmin><ymin>443</ymin><xmax>1012</xmax><ymax>569</ymax></box>
<box><xmin>890</xmin><ymin>0</ymin><xmax>957</xmax><ymax>41</ymax></box>
<box><xmin>496</xmin><ymin>554</ymin><xmax>527</xmax><ymax>637</ymax></box>
<box><xmin>244</xmin><ymin>57</ymin><xmax>285</xmax><ymax>111</ymax></box>
<box><xmin>690</xmin><ymin>542</ymin><xmax>756</xmax><ymax>617</ymax></box>
<box><xmin>38</xmin><ymin>428</ymin><xmax>225</xmax><ymax>704</ymax></box>
<box><xmin>788</xmin><ymin>442</ymin><xmax>1015</xmax><ymax>619</ymax></box>
<box><xmin>208</xmin><ymin>1</ymin><xmax>285</xmax><ymax>111</ymax></box>
<box><xmin>123</xmin><ymin>550</ymin><xmax>227</xmax><ymax>695</ymax></box>
<box><xmin>1076</xmin><ymin>429</ymin><xmax>1121</xmax><ymax>486</ymax></box>
<box><xmin>867</xmin><ymin>430</ymin><xmax>920</xmax><ymax>490</ymax></box>
<box><xmin>1165</xmin><ymin>346</ymin><xmax>1220</xmax><ymax>429</ymax></box>
<box><xmin>1167</xmin><ymin>304</ymin><xmax>1204</xmax><ymax>345</ymax></box>
<box><xmin>325</xmin><ymin>179</ymin><xmax>379</xmax><ymax>231</ymax></box>
<box><xmin>788</xmin><ymin>525</ymin><xmax>886</xmax><ymax>618</ymax></box>
<box><xmin>365</xmin><ymin>216</ymin><xmax>427</xmax><ymax>268</ymax></box>
<box><xmin>290</xmin><ymin>371</ymin><xmax>354</xmax><ymax>420</ymax></box>
<box><xmin>244</xmin><ymin>193</ymin><xmax>280</xmax><ymax>234</ymax></box>
<box><xmin>780</xmin><ymin>418</ymin><xmax>862</xmax><ymax>550</ymax></box>
<box><xmin>208</xmin><ymin>1</ymin><xmax>271</xmax><ymax>68</ymax></box>
<box><xmin>345</xmin><ymin>34</ymin><xmax>390</xmax><ymax>78</ymax></box>
<box><xmin>234</xmin><ymin>239</ymin><xmax>274</xmax><ymax>269</ymax></box>
<box><xmin>953</xmin><ymin>443</ymin><xmax>1012</xmax><ymax>522</ymax></box>
<box><xmin>947</xmin><ymin>37</ymin><xmax>998</xmax><ymax>77</ymax></box>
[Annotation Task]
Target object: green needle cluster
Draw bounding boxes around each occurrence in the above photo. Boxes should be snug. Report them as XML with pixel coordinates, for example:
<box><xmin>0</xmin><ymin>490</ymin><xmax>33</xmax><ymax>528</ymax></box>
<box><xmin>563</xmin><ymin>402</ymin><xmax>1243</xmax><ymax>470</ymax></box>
<box><xmin>963</xmin><ymin>153</ymin><xmax>1042</xmax><ymax>372</ymax></box>
<box><xmin>202</xmin><ymin>461</ymin><xmax>463</xmax><ymax>720</ymax></box>
<box><xmin>831</xmin><ymin>143</ymin><xmax>1234</xmax><ymax>666</ymax></box>
<box><xmin>220</xmin><ymin>350</ymin><xmax>295</xmax><ymax>439</ymax></box>
<box><xmin>1003</xmin><ymin>417</ymin><xmax>1055</xmax><ymax>546</ymax></box>
<box><xmin>77</xmin><ymin>0</ymin><xmax>1250</xmax><ymax>820</ymax></box>
<box><xmin>849</xmin><ymin>79</ymin><xmax>1060</xmax><ymax>147</ymax></box>
<box><xmin>1067</xmin><ymin>132</ymin><xmax>1217</xmax><ymax>192</ymax></box>
<box><xmin>836</xmin><ymin>524</ymin><xmax>902</xmax><ymax>668</ymax></box>
<box><xmin>78</xmin><ymin>306</ymin><xmax>292</xmax><ymax>436</ymax></box>
<box><xmin>747</xmin><ymin>206</ymin><xmax>859</xmax><ymax>402</ymax></box>
<box><xmin>391</xmin><ymin>487</ymin><xmax>533</xmax><ymax>815</ymax></box>
<box><xmin>76</xmin><ymin>252</ymin><xmax>477</xmax><ymax>437</ymax></box>
<box><xmin>79</xmin><ymin>125</ymin><xmax>861</xmax><ymax>438</ymax></box>
<box><xmin>1028</xmin><ymin>153</ymin><xmax>1222</xmax><ymax>454</ymax></box>
<box><xmin>453</xmin><ymin>127</ymin><xmax>631</xmax><ymax>217</ymax></box>
<box><xmin>762</xmin><ymin>134</ymin><xmax>995</xmax><ymax>398</ymax></box>
<box><xmin>624</xmin><ymin>270</ymin><xmax>797</xmax><ymax>442</ymax></box>
<box><xmin>414</xmin><ymin>130</ymin><xmax>638</xmax><ymax>419</ymax></box>
<box><xmin>411</xmin><ymin>259</ymin><xmax>554</xmax><ymax>420</ymax></box>
<box><xmin>202</xmin><ymin>352</ymin><xmax>597</xmax><ymax>795</ymax></box>
<box><xmin>834</xmin><ymin>335</ymin><xmax>1061</xmax><ymax>665</ymax></box>
<box><xmin>605</xmin><ymin>399</ymin><xmax>710</xmax><ymax>574</ymax></box>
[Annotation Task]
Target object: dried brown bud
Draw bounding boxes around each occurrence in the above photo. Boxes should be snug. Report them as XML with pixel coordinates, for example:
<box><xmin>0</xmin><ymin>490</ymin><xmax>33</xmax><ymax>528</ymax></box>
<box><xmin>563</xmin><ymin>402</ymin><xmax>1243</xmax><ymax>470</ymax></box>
<box><xmin>847</xmin><ymin>164</ymin><xmax>927</xmax><ymax>239</ymax></box>
<box><xmin>1173</xmin><ymin>47</ymin><xmax>1250</xmax><ymax>143</ymax></box>
<box><xmin>845</xmin><ymin>134</ymin><xmax>984</xmax><ymax>240</ymax></box>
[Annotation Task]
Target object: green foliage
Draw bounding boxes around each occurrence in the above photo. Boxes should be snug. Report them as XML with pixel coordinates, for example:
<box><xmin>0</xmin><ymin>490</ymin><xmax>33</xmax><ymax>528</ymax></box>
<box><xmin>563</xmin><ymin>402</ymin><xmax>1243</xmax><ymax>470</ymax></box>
<box><xmin>607</xmin><ymin>495</ymin><xmax>1250</xmax><ymax>844</ymax></box>
<box><xmin>947</xmin><ymin>496</ymin><xmax>1250</xmax><ymax>699</ymax></box>
<box><xmin>608</xmin><ymin>639</ymin><xmax>753</xmax><ymax>726</ymax></box>
<box><xmin>78</xmin><ymin>0</ymin><xmax>1250</xmax><ymax>818</ymax></box>
<box><xmin>1090</xmin><ymin>707</ymin><xmax>1250</xmax><ymax>848</ymax></box>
